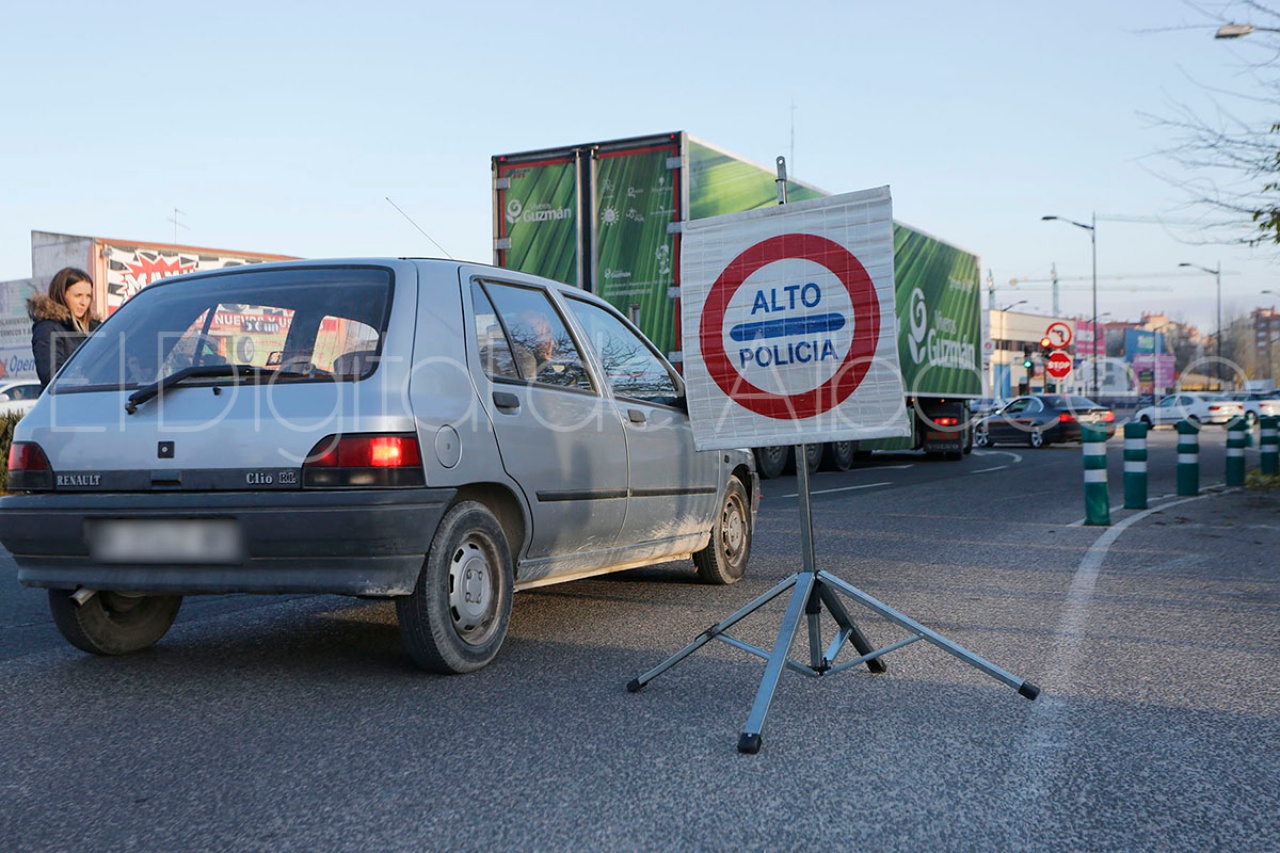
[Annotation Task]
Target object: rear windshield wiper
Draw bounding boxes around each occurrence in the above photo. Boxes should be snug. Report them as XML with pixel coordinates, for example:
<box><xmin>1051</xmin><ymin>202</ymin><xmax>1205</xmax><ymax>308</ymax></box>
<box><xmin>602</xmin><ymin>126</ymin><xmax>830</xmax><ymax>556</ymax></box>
<box><xmin>125</xmin><ymin>364</ymin><xmax>273</xmax><ymax>415</ymax></box>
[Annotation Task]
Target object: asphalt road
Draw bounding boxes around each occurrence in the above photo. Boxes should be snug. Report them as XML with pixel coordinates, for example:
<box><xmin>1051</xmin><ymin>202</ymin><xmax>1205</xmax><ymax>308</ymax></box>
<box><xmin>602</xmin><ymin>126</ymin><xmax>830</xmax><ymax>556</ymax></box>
<box><xmin>1</xmin><ymin>428</ymin><xmax>1276</xmax><ymax>851</ymax></box>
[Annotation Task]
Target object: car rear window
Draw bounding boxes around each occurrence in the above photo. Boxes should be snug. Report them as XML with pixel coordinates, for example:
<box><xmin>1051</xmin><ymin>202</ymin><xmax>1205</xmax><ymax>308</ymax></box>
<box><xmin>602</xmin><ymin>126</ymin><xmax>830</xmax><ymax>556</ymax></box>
<box><xmin>51</xmin><ymin>266</ymin><xmax>393</xmax><ymax>392</ymax></box>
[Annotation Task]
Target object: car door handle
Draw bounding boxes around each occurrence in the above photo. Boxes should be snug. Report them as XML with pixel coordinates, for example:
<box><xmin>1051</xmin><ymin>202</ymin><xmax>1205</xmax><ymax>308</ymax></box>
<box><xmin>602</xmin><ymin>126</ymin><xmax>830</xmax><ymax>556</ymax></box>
<box><xmin>628</xmin><ymin>409</ymin><xmax>646</xmax><ymax>424</ymax></box>
<box><xmin>493</xmin><ymin>391</ymin><xmax>520</xmax><ymax>411</ymax></box>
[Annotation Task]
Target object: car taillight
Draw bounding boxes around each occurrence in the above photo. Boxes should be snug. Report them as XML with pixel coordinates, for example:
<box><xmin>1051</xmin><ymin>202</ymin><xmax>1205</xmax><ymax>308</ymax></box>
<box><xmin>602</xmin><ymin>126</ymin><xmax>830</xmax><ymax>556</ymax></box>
<box><xmin>1058</xmin><ymin>412</ymin><xmax>1076</xmax><ymax>423</ymax></box>
<box><xmin>7</xmin><ymin>441</ymin><xmax>53</xmax><ymax>491</ymax></box>
<box><xmin>303</xmin><ymin>434</ymin><xmax>425</xmax><ymax>488</ymax></box>
<box><xmin>1102</xmin><ymin>411</ymin><xmax>1115</xmax><ymax>422</ymax></box>
<box><xmin>934</xmin><ymin>416</ymin><xmax>959</xmax><ymax>427</ymax></box>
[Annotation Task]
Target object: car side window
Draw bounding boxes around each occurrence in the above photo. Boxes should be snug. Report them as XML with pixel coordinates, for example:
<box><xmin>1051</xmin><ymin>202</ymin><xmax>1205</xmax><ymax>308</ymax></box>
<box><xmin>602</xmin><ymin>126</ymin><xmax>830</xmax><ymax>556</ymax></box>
<box><xmin>477</xmin><ymin>281</ymin><xmax>593</xmax><ymax>391</ymax></box>
<box><xmin>471</xmin><ymin>282</ymin><xmax>523</xmax><ymax>381</ymax></box>
<box><xmin>1026</xmin><ymin>398</ymin><xmax>1044</xmax><ymax>413</ymax></box>
<box><xmin>1004</xmin><ymin>399</ymin><xmax>1028</xmax><ymax>414</ymax></box>
<box><xmin>1160</xmin><ymin>397</ymin><xmax>1176</xmax><ymax>408</ymax></box>
<box><xmin>564</xmin><ymin>297</ymin><xmax>680</xmax><ymax>405</ymax></box>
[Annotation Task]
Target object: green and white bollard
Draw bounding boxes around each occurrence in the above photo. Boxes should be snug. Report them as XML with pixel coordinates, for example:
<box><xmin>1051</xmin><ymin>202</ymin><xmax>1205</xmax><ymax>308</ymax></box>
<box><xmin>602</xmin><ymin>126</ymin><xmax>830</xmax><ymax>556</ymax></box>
<box><xmin>1082</xmin><ymin>424</ymin><xmax>1110</xmax><ymax>526</ymax></box>
<box><xmin>1176</xmin><ymin>419</ymin><xmax>1200</xmax><ymax>497</ymax></box>
<box><xmin>1261</xmin><ymin>416</ymin><xmax>1279</xmax><ymax>476</ymax></box>
<box><xmin>1123</xmin><ymin>421</ymin><xmax>1148</xmax><ymax>509</ymax></box>
<box><xmin>1226</xmin><ymin>419</ymin><xmax>1247</xmax><ymax>487</ymax></box>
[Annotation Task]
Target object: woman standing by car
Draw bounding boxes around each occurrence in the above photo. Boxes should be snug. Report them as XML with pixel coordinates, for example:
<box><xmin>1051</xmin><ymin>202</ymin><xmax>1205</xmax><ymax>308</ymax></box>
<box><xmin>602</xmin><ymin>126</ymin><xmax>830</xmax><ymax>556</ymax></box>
<box><xmin>29</xmin><ymin>267</ymin><xmax>101</xmax><ymax>389</ymax></box>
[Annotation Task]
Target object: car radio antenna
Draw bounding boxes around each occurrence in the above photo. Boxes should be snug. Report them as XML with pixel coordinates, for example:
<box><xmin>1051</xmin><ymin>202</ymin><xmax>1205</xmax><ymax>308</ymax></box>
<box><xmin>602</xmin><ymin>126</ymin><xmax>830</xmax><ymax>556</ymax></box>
<box><xmin>385</xmin><ymin>196</ymin><xmax>454</xmax><ymax>259</ymax></box>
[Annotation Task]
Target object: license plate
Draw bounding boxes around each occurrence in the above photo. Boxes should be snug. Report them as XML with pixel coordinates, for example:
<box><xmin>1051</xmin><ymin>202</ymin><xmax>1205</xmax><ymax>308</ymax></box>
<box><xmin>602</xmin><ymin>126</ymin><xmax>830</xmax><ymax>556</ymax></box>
<box><xmin>87</xmin><ymin>519</ymin><xmax>243</xmax><ymax>564</ymax></box>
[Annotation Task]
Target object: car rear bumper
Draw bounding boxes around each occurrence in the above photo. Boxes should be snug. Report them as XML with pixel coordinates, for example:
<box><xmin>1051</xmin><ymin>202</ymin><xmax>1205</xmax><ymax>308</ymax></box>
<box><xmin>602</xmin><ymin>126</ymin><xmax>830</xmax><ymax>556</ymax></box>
<box><xmin>1056</xmin><ymin>421</ymin><xmax>1116</xmax><ymax>442</ymax></box>
<box><xmin>0</xmin><ymin>488</ymin><xmax>456</xmax><ymax>596</ymax></box>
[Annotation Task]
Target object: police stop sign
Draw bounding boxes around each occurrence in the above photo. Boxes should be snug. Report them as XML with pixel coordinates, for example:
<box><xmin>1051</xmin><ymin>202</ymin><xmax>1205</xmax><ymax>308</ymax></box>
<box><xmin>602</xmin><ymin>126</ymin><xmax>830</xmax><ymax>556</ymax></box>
<box><xmin>681</xmin><ymin>187</ymin><xmax>910</xmax><ymax>451</ymax></box>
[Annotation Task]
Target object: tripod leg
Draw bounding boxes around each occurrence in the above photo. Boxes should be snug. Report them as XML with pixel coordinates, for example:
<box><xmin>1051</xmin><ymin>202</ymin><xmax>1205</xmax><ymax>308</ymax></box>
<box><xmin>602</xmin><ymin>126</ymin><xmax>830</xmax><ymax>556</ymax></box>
<box><xmin>818</xmin><ymin>571</ymin><xmax>1039</xmax><ymax>699</ymax></box>
<box><xmin>627</xmin><ymin>574</ymin><xmax>799</xmax><ymax>692</ymax></box>
<box><xmin>817</xmin><ymin>582</ymin><xmax>887</xmax><ymax>674</ymax></box>
<box><xmin>738</xmin><ymin>572</ymin><xmax>815</xmax><ymax>754</ymax></box>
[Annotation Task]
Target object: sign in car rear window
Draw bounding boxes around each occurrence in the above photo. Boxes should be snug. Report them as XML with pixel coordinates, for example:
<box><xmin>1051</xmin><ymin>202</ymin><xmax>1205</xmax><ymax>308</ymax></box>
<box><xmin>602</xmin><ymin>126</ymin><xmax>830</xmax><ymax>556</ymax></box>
<box><xmin>680</xmin><ymin>187</ymin><xmax>910</xmax><ymax>451</ymax></box>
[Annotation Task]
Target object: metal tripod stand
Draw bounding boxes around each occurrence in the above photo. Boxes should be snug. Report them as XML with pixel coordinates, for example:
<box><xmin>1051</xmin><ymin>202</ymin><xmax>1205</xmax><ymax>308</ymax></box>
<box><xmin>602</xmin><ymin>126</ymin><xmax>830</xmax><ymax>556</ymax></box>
<box><xmin>627</xmin><ymin>443</ymin><xmax>1040</xmax><ymax>754</ymax></box>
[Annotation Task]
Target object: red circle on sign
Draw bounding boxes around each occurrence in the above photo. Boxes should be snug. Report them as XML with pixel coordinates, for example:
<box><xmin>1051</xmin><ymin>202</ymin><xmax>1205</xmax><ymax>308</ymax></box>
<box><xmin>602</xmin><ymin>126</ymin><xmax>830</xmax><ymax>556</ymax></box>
<box><xmin>699</xmin><ymin>233</ymin><xmax>880</xmax><ymax>420</ymax></box>
<box><xmin>1047</xmin><ymin>351</ymin><xmax>1073</xmax><ymax>379</ymax></box>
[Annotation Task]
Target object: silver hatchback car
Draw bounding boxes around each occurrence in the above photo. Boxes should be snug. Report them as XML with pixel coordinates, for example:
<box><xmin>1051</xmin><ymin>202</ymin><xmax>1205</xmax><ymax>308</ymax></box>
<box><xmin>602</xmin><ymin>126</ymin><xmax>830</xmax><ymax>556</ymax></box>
<box><xmin>0</xmin><ymin>259</ymin><xmax>757</xmax><ymax>673</ymax></box>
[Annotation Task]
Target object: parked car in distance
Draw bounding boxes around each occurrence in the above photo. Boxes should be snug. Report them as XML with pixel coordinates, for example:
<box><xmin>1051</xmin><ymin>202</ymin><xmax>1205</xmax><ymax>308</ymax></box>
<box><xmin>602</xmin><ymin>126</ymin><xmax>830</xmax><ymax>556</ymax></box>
<box><xmin>0</xmin><ymin>258</ymin><xmax>758</xmax><ymax>674</ymax></box>
<box><xmin>1132</xmin><ymin>393</ymin><xmax>1247</xmax><ymax>428</ymax></box>
<box><xmin>0</xmin><ymin>379</ymin><xmax>41</xmax><ymax>417</ymax></box>
<box><xmin>1226</xmin><ymin>391</ymin><xmax>1280</xmax><ymax>424</ymax></box>
<box><xmin>973</xmin><ymin>394</ymin><xmax>1116</xmax><ymax>448</ymax></box>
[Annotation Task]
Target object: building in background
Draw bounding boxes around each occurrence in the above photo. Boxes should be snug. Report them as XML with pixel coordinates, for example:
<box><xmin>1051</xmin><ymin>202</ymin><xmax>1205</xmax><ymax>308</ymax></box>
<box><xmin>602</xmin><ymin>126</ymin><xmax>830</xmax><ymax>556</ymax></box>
<box><xmin>0</xmin><ymin>231</ymin><xmax>294</xmax><ymax>381</ymax></box>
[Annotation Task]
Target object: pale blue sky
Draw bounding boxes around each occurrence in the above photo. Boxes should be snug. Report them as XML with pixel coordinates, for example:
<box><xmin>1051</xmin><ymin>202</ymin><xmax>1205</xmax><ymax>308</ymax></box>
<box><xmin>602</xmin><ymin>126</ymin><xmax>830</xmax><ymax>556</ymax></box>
<box><xmin>3</xmin><ymin>0</ymin><xmax>1278</xmax><ymax>332</ymax></box>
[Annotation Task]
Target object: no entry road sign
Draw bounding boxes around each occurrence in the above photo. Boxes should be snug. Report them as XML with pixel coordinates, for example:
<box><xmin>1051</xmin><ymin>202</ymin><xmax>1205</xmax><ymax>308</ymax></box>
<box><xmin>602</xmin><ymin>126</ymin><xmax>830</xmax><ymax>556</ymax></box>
<box><xmin>681</xmin><ymin>187</ymin><xmax>910</xmax><ymax>451</ymax></box>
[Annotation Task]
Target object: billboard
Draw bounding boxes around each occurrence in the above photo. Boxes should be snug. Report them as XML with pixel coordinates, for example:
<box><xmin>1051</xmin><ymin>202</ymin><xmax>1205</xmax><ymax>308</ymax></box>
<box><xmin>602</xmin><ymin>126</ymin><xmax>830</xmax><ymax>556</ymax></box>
<box><xmin>681</xmin><ymin>188</ymin><xmax>909</xmax><ymax>450</ymax></box>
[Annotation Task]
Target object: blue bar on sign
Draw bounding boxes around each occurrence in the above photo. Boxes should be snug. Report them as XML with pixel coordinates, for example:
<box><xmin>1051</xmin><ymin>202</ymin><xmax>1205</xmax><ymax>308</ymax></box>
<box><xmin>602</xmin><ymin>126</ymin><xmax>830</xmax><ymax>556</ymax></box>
<box><xmin>729</xmin><ymin>312</ymin><xmax>846</xmax><ymax>342</ymax></box>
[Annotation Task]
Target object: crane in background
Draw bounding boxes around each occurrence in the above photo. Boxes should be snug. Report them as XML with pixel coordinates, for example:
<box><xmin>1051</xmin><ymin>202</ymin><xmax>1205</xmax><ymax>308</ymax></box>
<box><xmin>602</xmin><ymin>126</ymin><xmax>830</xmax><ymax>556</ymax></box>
<box><xmin>992</xmin><ymin>263</ymin><xmax>1195</xmax><ymax>316</ymax></box>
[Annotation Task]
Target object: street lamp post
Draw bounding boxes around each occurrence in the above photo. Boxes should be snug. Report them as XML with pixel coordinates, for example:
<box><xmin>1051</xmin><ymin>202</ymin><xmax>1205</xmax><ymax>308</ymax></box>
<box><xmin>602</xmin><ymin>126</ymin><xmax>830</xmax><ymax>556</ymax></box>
<box><xmin>1180</xmin><ymin>262</ymin><xmax>1222</xmax><ymax>388</ymax></box>
<box><xmin>1042</xmin><ymin>214</ymin><xmax>1098</xmax><ymax>399</ymax></box>
<box><xmin>1215</xmin><ymin>22</ymin><xmax>1280</xmax><ymax>38</ymax></box>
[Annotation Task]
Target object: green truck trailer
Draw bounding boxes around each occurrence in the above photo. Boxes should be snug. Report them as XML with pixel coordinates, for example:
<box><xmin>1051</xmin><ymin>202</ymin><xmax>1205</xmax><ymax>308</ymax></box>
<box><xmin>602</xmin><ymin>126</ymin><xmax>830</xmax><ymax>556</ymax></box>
<box><xmin>492</xmin><ymin>132</ymin><xmax>981</xmax><ymax>477</ymax></box>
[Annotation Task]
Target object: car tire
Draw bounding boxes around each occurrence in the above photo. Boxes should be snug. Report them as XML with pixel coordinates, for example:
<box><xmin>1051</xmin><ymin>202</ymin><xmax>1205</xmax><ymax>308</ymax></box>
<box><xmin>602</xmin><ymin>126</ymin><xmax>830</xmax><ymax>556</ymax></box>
<box><xmin>1245</xmin><ymin>411</ymin><xmax>1258</xmax><ymax>425</ymax></box>
<box><xmin>822</xmin><ymin>441</ymin><xmax>856</xmax><ymax>471</ymax></box>
<box><xmin>694</xmin><ymin>478</ymin><xmax>752</xmax><ymax>585</ymax></box>
<box><xmin>1139</xmin><ymin>415</ymin><xmax>1153</xmax><ymax>429</ymax></box>
<box><xmin>974</xmin><ymin>427</ymin><xmax>990</xmax><ymax>448</ymax></box>
<box><xmin>48</xmin><ymin>589</ymin><xmax>182</xmax><ymax>656</ymax></box>
<box><xmin>397</xmin><ymin>501</ymin><xmax>513</xmax><ymax>674</ymax></box>
<box><xmin>754</xmin><ymin>446</ymin><xmax>791</xmax><ymax>480</ymax></box>
<box><xmin>1028</xmin><ymin>428</ymin><xmax>1045</xmax><ymax>449</ymax></box>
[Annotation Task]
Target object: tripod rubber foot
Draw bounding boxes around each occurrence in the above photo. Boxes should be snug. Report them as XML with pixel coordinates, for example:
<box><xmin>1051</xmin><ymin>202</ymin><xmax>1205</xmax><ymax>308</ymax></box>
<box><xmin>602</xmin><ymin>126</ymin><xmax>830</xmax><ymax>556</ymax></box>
<box><xmin>867</xmin><ymin>658</ymin><xmax>888</xmax><ymax>674</ymax></box>
<box><xmin>737</xmin><ymin>733</ymin><xmax>762</xmax><ymax>754</ymax></box>
<box><xmin>1018</xmin><ymin>681</ymin><xmax>1041</xmax><ymax>701</ymax></box>
<box><xmin>626</xmin><ymin>678</ymin><xmax>644</xmax><ymax>693</ymax></box>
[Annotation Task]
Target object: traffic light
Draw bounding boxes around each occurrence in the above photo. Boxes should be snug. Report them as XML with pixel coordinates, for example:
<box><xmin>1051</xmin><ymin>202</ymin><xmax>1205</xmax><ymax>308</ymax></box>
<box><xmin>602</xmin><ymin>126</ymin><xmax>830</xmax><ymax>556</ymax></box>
<box><xmin>1022</xmin><ymin>346</ymin><xmax>1034</xmax><ymax>370</ymax></box>
<box><xmin>1039</xmin><ymin>336</ymin><xmax>1054</xmax><ymax>357</ymax></box>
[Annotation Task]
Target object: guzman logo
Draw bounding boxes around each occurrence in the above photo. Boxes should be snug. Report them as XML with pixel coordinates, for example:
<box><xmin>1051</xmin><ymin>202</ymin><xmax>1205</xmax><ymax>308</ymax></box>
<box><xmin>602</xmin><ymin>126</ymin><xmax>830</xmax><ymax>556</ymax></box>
<box><xmin>506</xmin><ymin>199</ymin><xmax>572</xmax><ymax>226</ymax></box>
<box><xmin>905</xmin><ymin>287</ymin><xmax>976</xmax><ymax>370</ymax></box>
<box><xmin>906</xmin><ymin>288</ymin><xmax>929</xmax><ymax>364</ymax></box>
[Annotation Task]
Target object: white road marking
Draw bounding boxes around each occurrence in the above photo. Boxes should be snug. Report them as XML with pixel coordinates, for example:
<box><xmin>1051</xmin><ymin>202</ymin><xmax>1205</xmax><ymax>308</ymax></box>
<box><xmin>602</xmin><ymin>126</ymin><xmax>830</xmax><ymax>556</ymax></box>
<box><xmin>780</xmin><ymin>482</ymin><xmax>890</xmax><ymax>498</ymax></box>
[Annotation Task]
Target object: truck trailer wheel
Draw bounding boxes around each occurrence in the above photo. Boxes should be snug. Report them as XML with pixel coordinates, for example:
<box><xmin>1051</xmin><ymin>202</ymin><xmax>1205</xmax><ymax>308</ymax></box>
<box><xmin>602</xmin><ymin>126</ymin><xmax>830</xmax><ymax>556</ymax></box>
<box><xmin>822</xmin><ymin>441</ymin><xmax>856</xmax><ymax>471</ymax></box>
<box><xmin>48</xmin><ymin>589</ymin><xmax>183</xmax><ymax>656</ymax></box>
<box><xmin>754</xmin><ymin>446</ymin><xmax>790</xmax><ymax>480</ymax></box>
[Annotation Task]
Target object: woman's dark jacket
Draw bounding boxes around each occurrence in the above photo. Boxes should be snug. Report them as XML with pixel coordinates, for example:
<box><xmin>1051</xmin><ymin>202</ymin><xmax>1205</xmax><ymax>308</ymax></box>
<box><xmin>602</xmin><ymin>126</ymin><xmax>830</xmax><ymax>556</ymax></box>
<box><xmin>28</xmin><ymin>293</ymin><xmax>101</xmax><ymax>389</ymax></box>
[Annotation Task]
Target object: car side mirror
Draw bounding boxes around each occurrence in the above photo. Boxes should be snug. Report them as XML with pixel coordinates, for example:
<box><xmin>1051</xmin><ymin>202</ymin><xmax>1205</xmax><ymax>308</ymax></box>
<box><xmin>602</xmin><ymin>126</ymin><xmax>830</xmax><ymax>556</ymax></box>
<box><xmin>0</xmin><ymin>393</ymin><xmax>10</xmax><ymax>402</ymax></box>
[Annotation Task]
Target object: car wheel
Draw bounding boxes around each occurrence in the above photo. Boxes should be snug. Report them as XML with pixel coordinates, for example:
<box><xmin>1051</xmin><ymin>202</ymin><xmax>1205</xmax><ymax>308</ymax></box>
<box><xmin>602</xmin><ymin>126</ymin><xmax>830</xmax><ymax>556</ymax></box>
<box><xmin>397</xmin><ymin>501</ymin><xmax>513</xmax><ymax>674</ymax></box>
<box><xmin>822</xmin><ymin>441</ymin><xmax>856</xmax><ymax>471</ymax></box>
<box><xmin>1246</xmin><ymin>411</ymin><xmax>1258</xmax><ymax>425</ymax></box>
<box><xmin>48</xmin><ymin>589</ymin><xmax>182</xmax><ymax>655</ymax></box>
<box><xmin>1140</xmin><ymin>415</ymin><xmax>1153</xmax><ymax>429</ymax></box>
<box><xmin>1028</xmin><ymin>428</ymin><xmax>1044</xmax><ymax>449</ymax></box>
<box><xmin>694</xmin><ymin>477</ymin><xmax>752</xmax><ymax>585</ymax></box>
<box><xmin>754</xmin><ymin>446</ymin><xmax>791</xmax><ymax>480</ymax></box>
<box><xmin>974</xmin><ymin>427</ymin><xmax>990</xmax><ymax>448</ymax></box>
